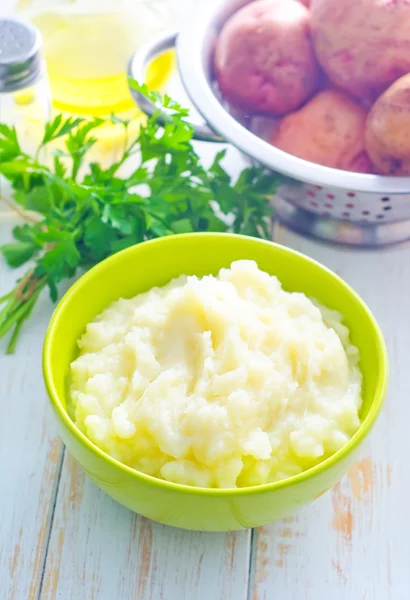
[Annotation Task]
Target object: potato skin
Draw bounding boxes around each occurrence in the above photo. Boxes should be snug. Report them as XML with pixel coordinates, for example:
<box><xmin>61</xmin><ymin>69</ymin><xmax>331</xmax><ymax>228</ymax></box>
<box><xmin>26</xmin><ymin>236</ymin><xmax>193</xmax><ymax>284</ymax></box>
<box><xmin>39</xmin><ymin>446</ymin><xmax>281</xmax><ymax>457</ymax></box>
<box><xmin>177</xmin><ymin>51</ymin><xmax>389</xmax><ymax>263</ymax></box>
<box><xmin>311</xmin><ymin>0</ymin><xmax>410</xmax><ymax>103</ymax></box>
<box><xmin>365</xmin><ymin>74</ymin><xmax>410</xmax><ymax>175</ymax></box>
<box><xmin>271</xmin><ymin>90</ymin><xmax>373</xmax><ymax>172</ymax></box>
<box><xmin>215</xmin><ymin>0</ymin><xmax>320</xmax><ymax>116</ymax></box>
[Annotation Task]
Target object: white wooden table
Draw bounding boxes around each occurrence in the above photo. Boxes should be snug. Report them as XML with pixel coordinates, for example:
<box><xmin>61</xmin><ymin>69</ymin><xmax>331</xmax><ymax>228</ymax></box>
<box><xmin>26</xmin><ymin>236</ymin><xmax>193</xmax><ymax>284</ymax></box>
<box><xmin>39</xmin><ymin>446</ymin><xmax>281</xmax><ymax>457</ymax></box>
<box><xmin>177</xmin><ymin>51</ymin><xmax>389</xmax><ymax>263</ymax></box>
<box><xmin>1</xmin><ymin>163</ymin><xmax>410</xmax><ymax>598</ymax></box>
<box><xmin>1</xmin><ymin>3</ymin><xmax>410</xmax><ymax>596</ymax></box>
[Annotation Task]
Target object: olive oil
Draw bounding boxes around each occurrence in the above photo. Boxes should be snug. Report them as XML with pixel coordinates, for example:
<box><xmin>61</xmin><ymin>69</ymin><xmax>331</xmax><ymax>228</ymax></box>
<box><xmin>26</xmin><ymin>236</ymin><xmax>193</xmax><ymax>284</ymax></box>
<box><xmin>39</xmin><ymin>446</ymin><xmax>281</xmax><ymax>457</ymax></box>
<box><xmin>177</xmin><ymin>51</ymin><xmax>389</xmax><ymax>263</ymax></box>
<box><xmin>16</xmin><ymin>1</ymin><xmax>174</xmax><ymax>162</ymax></box>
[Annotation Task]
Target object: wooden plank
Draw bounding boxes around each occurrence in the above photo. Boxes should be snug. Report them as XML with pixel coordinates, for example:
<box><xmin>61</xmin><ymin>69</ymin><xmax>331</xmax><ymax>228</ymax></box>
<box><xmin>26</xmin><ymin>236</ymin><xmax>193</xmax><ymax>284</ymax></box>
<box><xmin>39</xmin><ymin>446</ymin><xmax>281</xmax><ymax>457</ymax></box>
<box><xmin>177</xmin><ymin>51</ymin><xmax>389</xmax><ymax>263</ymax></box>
<box><xmin>0</xmin><ymin>214</ymin><xmax>64</xmax><ymax>600</ymax></box>
<box><xmin>41</xmin><ymin>453</ymin><xmax>251</xmax><ymax>600</ymax></box>
<box><xmin>251</xmin><ymin>227</ymin><xmax>410</xmax><ymax>600</ymax></box>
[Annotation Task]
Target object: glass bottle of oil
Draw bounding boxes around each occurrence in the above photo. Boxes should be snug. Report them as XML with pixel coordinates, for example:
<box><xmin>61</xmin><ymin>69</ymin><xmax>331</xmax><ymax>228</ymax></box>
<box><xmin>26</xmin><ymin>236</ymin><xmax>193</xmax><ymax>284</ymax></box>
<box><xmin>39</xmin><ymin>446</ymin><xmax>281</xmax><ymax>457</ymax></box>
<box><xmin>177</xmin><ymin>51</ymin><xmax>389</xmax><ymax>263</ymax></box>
<box><xmin>16</xmin><ymin>0</ymin><xmax>175</xmax><ymax>165</ymax></box>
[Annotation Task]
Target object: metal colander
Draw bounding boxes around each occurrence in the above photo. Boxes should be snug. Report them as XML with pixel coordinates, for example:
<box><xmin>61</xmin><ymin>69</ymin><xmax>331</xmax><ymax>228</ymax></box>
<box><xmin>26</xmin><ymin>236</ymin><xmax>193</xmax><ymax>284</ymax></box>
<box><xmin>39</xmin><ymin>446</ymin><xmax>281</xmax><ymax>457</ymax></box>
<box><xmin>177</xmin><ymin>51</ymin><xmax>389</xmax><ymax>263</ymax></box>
<box><xmin>272</xmin><ymin>181</ymin><xmax>410</xmax><ymax>247</ymax></box>
<box><xmin>129</xmin><ymin>0</ymin><xmax>410</xmax><ymax>248</ymax></box>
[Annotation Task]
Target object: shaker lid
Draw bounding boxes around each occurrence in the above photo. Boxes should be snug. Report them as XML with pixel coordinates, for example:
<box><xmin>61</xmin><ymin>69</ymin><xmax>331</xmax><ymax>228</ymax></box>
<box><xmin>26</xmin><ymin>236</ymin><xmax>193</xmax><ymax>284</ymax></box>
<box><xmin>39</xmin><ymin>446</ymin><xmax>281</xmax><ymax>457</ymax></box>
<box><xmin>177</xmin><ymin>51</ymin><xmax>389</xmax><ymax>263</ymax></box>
<box><xmin>0</xmin><ymin>17</ymin><xmax>43</xmax><ymax>93</ymax></box>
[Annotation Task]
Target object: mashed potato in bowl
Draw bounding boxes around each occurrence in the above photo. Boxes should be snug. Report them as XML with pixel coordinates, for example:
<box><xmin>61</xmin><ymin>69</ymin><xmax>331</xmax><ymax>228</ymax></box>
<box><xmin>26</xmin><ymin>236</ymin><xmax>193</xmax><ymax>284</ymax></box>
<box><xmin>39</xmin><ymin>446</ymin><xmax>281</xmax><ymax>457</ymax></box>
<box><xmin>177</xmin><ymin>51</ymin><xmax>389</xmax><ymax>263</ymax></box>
<box><xmin>70</xmin><ymin>260</ymin><xmax>362</xmax><ymax>489</ymax></box>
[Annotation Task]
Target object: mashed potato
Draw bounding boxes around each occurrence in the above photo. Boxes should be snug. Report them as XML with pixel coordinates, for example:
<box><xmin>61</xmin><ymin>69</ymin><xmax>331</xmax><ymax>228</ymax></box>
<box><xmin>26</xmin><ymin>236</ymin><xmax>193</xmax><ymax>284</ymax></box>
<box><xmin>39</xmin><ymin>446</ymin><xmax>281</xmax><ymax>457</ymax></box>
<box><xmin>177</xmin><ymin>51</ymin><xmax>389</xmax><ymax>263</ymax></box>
<box><xmin>70</xmin><ymin>260</ymin><xmax>362</xmax><ymax>488</ymax></box>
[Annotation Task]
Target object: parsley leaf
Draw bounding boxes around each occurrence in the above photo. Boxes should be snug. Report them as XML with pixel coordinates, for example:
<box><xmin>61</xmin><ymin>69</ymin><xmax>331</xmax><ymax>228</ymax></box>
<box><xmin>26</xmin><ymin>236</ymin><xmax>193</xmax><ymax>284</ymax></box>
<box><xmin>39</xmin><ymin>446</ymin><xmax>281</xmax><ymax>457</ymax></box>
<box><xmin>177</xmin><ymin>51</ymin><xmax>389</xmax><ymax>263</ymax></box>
<box><xmin>0</xmin><ymin>124</ymin><xmax>21</xmax><ymax>161</ymax></box>
<box><xmin>41</xmin><ymin>114</ymin><xmax>84</xmax><ymax>146</ymax></box>
<box><xmin>1</xmin><ymin>242</ymin><xmax>39</xmax><ymax>268</ymax></box>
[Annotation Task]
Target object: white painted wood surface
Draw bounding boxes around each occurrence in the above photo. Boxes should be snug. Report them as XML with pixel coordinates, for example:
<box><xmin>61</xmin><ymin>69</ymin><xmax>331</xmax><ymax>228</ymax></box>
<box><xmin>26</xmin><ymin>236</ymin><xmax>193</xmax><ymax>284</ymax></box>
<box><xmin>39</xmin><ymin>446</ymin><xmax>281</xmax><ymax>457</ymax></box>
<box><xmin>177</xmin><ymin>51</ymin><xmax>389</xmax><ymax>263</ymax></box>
<box><xmin>1</xmin><ymin>1</ymin><xmax>409</xmax><ymax>596</ymax></box>
<box><xmin>0</xmin><ymin>215</ymin><xmax>64</xmax><ymax>600</ymax></box>
<box><xmin>2</xmin><ymin>211</ymin><xmax>409</xmax><ymax>600</ymax></box>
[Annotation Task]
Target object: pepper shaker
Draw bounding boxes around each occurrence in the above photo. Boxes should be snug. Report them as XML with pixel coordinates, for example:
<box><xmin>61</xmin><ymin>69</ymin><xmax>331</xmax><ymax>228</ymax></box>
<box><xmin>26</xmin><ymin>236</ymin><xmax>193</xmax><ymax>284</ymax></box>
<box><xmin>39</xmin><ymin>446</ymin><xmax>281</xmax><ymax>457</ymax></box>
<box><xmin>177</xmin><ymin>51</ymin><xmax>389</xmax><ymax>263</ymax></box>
<box><xmin>0</xmin><ymin>17</ymin><xmax>51</xmax><ymax>155</ymax></box>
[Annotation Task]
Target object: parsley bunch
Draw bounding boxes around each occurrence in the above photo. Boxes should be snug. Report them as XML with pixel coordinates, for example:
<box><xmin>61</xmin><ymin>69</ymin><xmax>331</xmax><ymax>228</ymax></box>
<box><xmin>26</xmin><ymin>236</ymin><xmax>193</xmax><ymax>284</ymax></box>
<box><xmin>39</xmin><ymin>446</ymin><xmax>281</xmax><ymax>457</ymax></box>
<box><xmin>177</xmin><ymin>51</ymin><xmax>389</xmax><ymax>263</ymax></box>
<box><xmin>0</xmin><ymin>83</ymin><xmax>278</xmax><ymax>353</ymax></box>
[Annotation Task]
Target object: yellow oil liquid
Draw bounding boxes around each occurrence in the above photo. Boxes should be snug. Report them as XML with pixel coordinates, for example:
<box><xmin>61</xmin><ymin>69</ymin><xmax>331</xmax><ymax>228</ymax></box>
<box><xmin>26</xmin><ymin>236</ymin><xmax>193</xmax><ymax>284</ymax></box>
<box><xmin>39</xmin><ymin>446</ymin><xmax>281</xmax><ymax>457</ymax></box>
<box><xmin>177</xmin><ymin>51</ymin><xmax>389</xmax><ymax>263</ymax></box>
<box><xmin>46</xmin><ymin>53</ymin><xmax>174</xmax><ymax>117</ymax></box>
<box><xmin>19</xmin><ymin>5</ymin><xmax>175</xmax><ymax>163</ymax></box>
<box><xmin>31</xmin><ymin>9</ymin><xmax>174</xmax><ymax>115</ymax></box>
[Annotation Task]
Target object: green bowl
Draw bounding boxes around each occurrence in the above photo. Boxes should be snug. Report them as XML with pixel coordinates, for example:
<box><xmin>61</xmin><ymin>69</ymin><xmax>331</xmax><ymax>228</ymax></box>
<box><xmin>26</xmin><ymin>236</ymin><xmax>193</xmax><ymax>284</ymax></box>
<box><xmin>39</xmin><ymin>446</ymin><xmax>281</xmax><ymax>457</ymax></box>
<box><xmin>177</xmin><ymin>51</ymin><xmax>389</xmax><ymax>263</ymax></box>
<box><xmin>43</xmin><ymin>233</ymin><xmax>388</xmax><ymax>531</ymax></box>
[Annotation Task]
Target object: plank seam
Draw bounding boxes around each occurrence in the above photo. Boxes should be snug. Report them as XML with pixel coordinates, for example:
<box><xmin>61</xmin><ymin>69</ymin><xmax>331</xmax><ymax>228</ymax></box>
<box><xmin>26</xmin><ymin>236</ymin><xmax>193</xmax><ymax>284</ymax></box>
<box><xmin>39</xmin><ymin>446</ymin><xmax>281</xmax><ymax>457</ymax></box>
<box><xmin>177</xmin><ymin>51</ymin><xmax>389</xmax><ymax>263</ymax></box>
<box><xmin>246</xmin><ymin>528</ymin><xmax>257</xmax><ymax>600</ymax></box>
<box><xmin>36</xmin><ymin>445</ymin><xmax>66</xmax><ymax>600</ymax></box>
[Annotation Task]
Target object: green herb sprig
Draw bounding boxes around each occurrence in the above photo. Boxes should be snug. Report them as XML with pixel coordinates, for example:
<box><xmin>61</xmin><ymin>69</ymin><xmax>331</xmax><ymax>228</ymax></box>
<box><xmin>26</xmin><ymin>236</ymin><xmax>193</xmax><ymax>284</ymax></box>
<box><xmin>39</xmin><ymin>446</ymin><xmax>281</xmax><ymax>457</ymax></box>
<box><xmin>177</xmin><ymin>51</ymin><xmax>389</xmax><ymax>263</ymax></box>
<box><xmin>0</xmin><ymin>83</ymin><xmax>278</xmax><ymax>353</ymax></box>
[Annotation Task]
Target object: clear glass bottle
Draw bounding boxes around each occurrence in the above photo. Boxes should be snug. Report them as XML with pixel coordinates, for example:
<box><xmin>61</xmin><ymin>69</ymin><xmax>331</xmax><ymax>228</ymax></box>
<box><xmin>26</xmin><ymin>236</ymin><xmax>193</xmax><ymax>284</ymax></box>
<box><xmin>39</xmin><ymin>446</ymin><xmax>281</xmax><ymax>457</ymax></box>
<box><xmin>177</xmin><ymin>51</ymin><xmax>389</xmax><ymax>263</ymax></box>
<box><xmin>0</xmin><ymin>17</ymin><xmax>52</xmax><ymax>155</ymax></box>
<box><xmin>15</xmin><ymin>0</ymin><xmax>175</xmax><ymax>165</ymax></box>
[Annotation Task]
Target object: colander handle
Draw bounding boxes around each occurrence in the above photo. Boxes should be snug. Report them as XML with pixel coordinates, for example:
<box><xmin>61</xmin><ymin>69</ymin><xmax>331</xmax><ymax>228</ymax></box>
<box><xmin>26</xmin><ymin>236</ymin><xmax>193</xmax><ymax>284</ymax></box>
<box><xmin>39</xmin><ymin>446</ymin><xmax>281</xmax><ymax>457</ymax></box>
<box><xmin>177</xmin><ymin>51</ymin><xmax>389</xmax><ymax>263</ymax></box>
<box><xmin>128</xmin><ymin>31</ymin><xmax>225</xmax><ymax>143</ymax></box>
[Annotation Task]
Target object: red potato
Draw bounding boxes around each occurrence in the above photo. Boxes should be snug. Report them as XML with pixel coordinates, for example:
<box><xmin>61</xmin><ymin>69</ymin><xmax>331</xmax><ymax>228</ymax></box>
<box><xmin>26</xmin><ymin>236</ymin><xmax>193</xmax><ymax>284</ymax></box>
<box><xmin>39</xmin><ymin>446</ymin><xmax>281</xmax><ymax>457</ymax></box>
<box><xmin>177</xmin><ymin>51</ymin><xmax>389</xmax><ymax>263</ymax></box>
<box><xmin>214</xmin><ymin>0</ymin><xmax>320</xmax><ymax>116</ymax></box>
<box><xmin>365</xmin><ymin>74</ymin><xmax>410</xmax><ymax>175</ymax></box>
<box><xmin>270</xmin><ymin>90</ymin><xmax>373</xmax><ymax>172</ymax></box>
<box><xmin>311</xmin><ymin>0</ymin><xmax>410</xmax><ymax>104</ymax></box>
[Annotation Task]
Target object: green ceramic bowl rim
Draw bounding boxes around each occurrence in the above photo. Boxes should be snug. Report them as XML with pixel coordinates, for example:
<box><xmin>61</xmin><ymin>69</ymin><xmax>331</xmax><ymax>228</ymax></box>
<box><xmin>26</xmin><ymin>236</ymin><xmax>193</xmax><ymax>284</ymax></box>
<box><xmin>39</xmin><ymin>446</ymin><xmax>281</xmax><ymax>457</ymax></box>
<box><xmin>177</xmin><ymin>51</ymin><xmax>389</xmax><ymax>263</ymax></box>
<box><xmin>43</xmin><ymin>233</ymin><xmax>389</xmax><ymax>498</ymax></box>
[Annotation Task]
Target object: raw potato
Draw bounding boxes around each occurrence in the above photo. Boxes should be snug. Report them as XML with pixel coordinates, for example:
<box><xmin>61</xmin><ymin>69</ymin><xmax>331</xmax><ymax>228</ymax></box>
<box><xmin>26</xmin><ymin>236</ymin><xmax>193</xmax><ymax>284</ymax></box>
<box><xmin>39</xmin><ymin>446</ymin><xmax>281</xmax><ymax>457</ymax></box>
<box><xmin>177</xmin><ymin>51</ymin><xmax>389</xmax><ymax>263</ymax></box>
<box><xmin>311</xmin><ymin>0</ymin><xmax>410</xmax><ymax>103</ymax></box>
<box><xmin>271</xmin><ymin>90</ymin><xmax>373</xmax><ymax>172</ymax></box>
<box><xmin>365</xmin><ymin>74</ymin><xmax>410</xmax><ymax>175</ymax></box>
<box><xmin>214</xmin><ymin>0</ymin><xmax>320</xmax><ymax>116</ymax></box>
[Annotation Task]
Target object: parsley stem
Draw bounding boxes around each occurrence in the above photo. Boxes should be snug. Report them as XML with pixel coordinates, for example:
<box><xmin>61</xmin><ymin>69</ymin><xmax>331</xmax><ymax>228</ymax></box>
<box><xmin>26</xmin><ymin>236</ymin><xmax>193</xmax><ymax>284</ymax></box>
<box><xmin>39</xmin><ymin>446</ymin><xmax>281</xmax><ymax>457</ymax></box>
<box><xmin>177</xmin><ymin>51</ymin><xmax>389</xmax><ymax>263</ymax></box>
<box><xmin>6</xmin><ymin>314</ymin><xmax>26</xmax><ymax>354</ymax></box>
<box><xmin>0</xmin><ymin>277</ymin><xmax>45</xmax><ymax>341</ymax></box>
<box><xmin>0</xmin><ymin>291</ymin><xmax>13</xmax><ymax>305</ymax></box>
<box><xmin>6</xmin><ymin>288</ymin><xmax>41</xmax><ymax>354</ymax></box>
<box><xmin>0</xmin><ymin>295</ymin><xmax>18</xmax><ymax>324</ymax></box>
